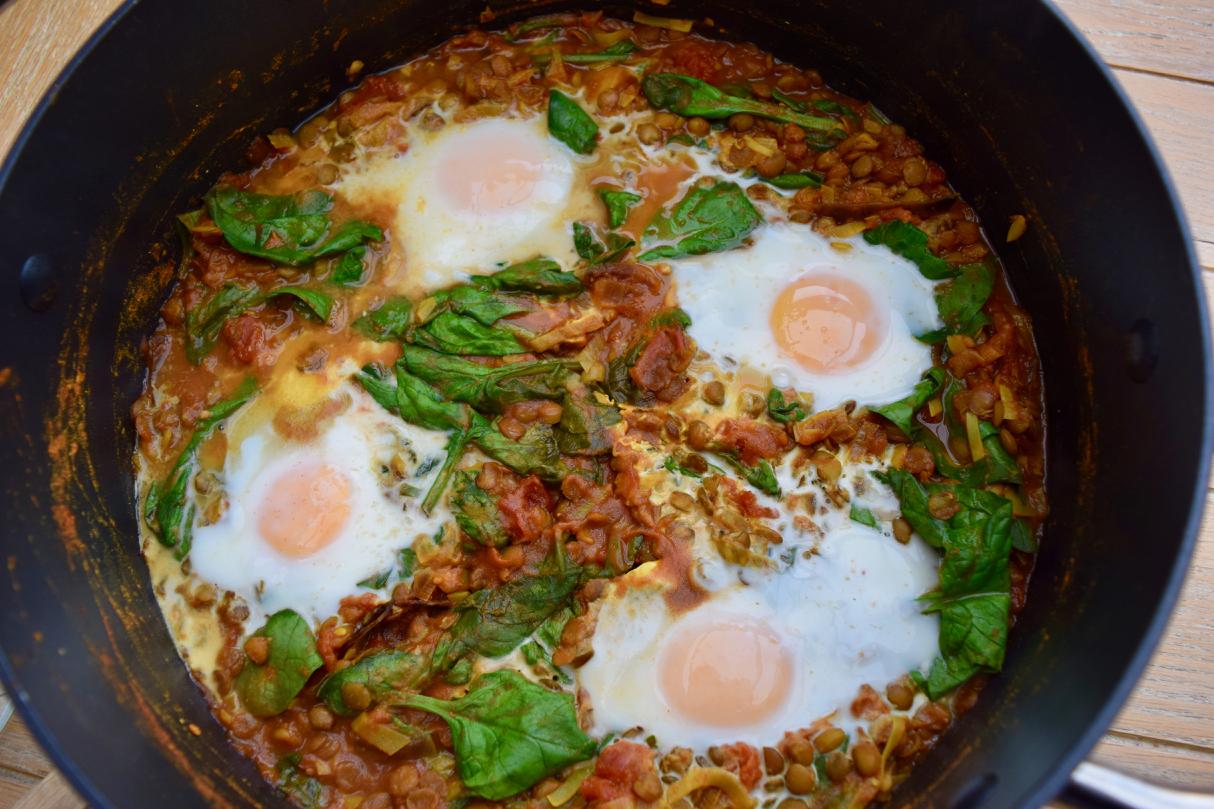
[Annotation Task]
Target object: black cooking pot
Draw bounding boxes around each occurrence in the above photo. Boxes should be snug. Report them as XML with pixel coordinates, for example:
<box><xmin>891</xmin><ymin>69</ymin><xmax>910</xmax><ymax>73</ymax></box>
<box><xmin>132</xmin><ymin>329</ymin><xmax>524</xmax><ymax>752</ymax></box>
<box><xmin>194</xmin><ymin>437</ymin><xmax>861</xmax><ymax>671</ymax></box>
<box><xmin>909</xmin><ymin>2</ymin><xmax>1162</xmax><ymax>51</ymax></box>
<box><xmin>0</xmin><ymin>1</ymin><xmax>1207</xmax><ymax>808</ymax></box>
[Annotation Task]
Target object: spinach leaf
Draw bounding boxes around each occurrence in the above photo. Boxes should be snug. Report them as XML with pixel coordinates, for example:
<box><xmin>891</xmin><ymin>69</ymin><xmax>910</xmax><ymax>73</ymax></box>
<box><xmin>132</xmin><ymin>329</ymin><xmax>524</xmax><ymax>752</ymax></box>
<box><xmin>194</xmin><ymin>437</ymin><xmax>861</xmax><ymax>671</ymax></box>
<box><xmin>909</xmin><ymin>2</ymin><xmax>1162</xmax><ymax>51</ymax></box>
<box><xmin>403</xmin><ymin>670</ymin><xmax>597</xmax><ymax>799</ymax></box>
<box><xmin>850</xmin><ymin>504</ymin><xmax>881</xmax><ymax>530</ymax></box>
<box><xmin>1011</xmin><ymin>518</ymin><xmax>1038</xmax><ymax>553</ymax></box>
<box><xmin>184</xmin><ymin>284</ymin><xmax>334</xmax><ymax>363</ymax></box>
<box><xmin>317</xmin><ymin>650</ymin><xmax>429</xmax><ymax>716</ymax></box>
<box><xmin>357</xmin><ymin>569</ymin><xmax>391</xmax><ymax>589</ymax></box>
<box><xmin>716</xmin><ymin>452</ymin><xmax>781</xmax><ymax>497</ymax></box>
<box><xmin>598</xmin><ymin>188</ymin><xmax>641</xmax><ymax>229</ymax></box>
<box><xmin>420</xmin><ymin>286</ymin><xmax>530</xmax><ymax>328</ymax></box>
<box><xmin>554</xmin><ymin>391</ymin><xmax>621</xmax><ymax>456</ymax></box>
<box><xmin>504</xmin><ymin>16</ymin><xmax>563</xmax><ymax>42</ymax></box>
<box><xmin>351</xmin><ymin>297</ymin><xmax>413</xmax><ymax>342</ymax></box>
<box><xmin>330</xmin><ymin>246</ymin><xmax>368</xmax><ymax>286</ymax></box>
<box><xmin>871</xmin><ymin>367</ymin><xmax>946</xmax><ymax>435</ymax></box>
<box><xmin>573</xmin><ymin>224</ymin><xmax>634</xmax><ymax>265</ymax></box>
<box><xmin>760</xmin><ymin>171</ymin><xmax>823</xmax><ymax>190</ymax></box>
<box><xmin>863</xmin><ymin>220</ymin><xmax>958</xmax><ymax>281</ymax></box>
<box><xmin>642</xmin><ymin>73</ymin><xmax>842</xmax><ymax>134</ymax></box>
<box><xmin>770</xmin><ymin>87</ymin><xmax>807</xmax><ymax>112</ymax></box>
<box><xmin>400</xmin><ymin>345</ymin><xmax>573</xmax><ymax>414</ymax></box>
<box><xmin>920</xmin><ymin>592</ymin><xmax>1011</xmax><ymax>697</ymax></box>
<box><xmin>276</xmin><ymin>754</ymin><xmax>323</xmax><ymax>809</ymax></box>
<box><xmin>537</xmin><ymin>606</ymin><xmax>575</xmax><ymax>651</ymax></box>
<box><xmin>475</xmin><ymin>259</ymin><xmax>583</xmax><ymax>296</ymax></box>
<box><xmin>663</xmin><ymin>455</ymin><xmax>723</xmax><ymax>479</ymax></box>
<box><xmin>548</xmin><ymin>91</ymin><xmax>599</xmax><ymax>154</ymax></box>
<box><xmin>811</xmin><ymin>99</ymin><xmax>862</xmax><ymax>122</ymax></box>
<box><xmin>877</xmin><ymin>468</ymin><xmax>1015</xmax><ymax>697</ymax></box>
<box><xmin>532</xmin><ymin>41</ymin><xmax>639</xmax><ymax>66</ymax></box>
<box><xmin>475</xmin><ymin>423</ymin><xmax>568</xmax><ymax>482</ymax></box>
<box><xmin>399</xmin><ymin>547</ymin><xmax>417</xmax><ymax>578</ymax></box>
<box><xmin>766</xmin><ymin>389</ymin><xmax>807</xmax><ymax>424</ymax></box>
<box><xmin>433</xmin><ymin>565</ymin><xmax>581</xmax><ymax>671</ymax></box>
<box><xmin>235</xmin><ymin>610</ymin><xmax>324</xmax><ymax>718</ymax></box>
<box><xmin>143</xmin><ymin>378</ymin><xmax>258</xmax><ymax>559</ymax></box>
<box><xmin>639</xmin><ymin>181</ymin><xmax>762</xmax><ymax>261</ymax></box>
<box><xmin>451</xmin><ymin>471</ymin><xmax>511</xmax><ymax>548</ymax></box>
<box><xmin>204</xmin><ymin>185</ymin><xmax>381</xmax><ymax>267</ymax></box>
<box><xmin>521</xmin><ymin>640</ymin><xmax>572</xmax><ymax>684</ymax></box>
<box><xmin>919</xmin><ymin>263</ymin><xmax>993</xmax><ymax>343</ymax></box>
<box><xmin>918</xmin><ymin>423</ymin><xmax>1021</xmax><ymax>487</ymax></box>
<box><xmin>414</xmin><ymin>312</ymin><xmax>526</xmax><ymax>356</ymax></box>
<box><xmin>573</xmin><ymin>223</ymin><xmax>601</xmax><ymax>261</ymax></box>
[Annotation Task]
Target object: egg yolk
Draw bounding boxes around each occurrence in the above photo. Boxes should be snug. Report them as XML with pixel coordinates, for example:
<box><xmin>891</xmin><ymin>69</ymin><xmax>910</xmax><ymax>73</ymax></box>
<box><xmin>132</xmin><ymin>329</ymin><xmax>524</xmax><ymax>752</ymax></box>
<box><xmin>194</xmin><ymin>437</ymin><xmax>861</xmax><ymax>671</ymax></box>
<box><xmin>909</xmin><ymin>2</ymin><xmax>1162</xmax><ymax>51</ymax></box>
<box><xmin>257</xmin><ymin>462</ymin><xmax>352</xmax><ymax>558</ymax></box>
<box><xmin>770</xmin><ymin>272</ymin><xmax>887</xmax><ymax>374</ymax></box>
<box><xmin>659</xmin><ymin>616</ymin><xmax>793</xmax><ymax>727</ymax></box>
<box><xmin>437</xmin><ymin>132</ymin><xmax>544</xmax><ymax>215</ymax></box>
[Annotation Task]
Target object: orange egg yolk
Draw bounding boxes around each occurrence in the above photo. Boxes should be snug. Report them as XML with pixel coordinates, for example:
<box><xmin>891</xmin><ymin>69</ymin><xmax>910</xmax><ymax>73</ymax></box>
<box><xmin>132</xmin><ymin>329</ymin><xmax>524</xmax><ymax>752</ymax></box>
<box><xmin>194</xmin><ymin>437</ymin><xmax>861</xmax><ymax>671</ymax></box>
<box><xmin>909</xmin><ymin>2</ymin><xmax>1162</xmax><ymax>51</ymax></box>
<box><xmin>770</xmin><ymin>272</ymin><xmax>886</xmax><ymax>374</ymax></box>
<box><xmin>257</xmin><ymin>462</ymin><xmax>352</xmax><ymax>558</ymax></box>
<box><xmin>659</xmin><ymin>616</ymin><xmax>793</xmax><ymax>727</ymax></box>
<box><xmin>437</xmin><ymin>133</ymin><xmax>543</xmax><ymax>215</ymax></box>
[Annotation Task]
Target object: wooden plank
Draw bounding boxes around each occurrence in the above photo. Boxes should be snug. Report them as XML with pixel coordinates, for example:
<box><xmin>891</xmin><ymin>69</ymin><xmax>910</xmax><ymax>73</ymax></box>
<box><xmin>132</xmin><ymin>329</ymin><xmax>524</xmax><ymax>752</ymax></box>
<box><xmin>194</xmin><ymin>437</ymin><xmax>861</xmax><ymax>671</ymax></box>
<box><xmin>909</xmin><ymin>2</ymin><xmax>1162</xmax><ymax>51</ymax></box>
<box><xmin>1053</xmin><ymin>0</ymin><xmax>1214</xmax><ymax>84</ymax></box>
<box><xmin>1108</xmin><ymin>68</ymin><xmax>1214</xmax><ymax>245</ymax></box>
<box><xmin>0</xmin><ymin>716</ymin><xmax>53</xmax><ymax>809</ymax></box>
<box><xmin>0</xmin><ymin>0</ymin><xmax>122</xmax><ymax>165</ymax></box>
<box><xmin>10</xmin><ymin>772</ymin><xmax>83</xmax><ymax>809</ymax></box>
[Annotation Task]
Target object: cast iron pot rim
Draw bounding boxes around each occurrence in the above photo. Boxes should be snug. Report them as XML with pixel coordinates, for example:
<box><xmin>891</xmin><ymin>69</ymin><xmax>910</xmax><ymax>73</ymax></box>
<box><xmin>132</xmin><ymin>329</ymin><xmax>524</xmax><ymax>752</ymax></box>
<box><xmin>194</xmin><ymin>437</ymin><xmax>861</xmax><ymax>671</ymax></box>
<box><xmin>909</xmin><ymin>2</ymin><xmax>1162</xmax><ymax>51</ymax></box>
<box><xmin>0</xmin><ymin>1</ymin><xmax>1209</xmax><ymax>808</ymax></box>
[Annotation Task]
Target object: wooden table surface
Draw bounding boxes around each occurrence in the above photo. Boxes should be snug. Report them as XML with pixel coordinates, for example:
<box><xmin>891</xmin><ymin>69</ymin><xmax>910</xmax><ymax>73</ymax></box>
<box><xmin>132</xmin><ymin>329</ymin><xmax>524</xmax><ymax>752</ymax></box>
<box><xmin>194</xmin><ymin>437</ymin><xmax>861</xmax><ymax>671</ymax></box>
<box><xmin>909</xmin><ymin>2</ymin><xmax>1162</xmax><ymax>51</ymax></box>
<box><xmin>2</xmin><ymin>0</ymin><xmax>1214</xmax><ymax>806</ymax></box>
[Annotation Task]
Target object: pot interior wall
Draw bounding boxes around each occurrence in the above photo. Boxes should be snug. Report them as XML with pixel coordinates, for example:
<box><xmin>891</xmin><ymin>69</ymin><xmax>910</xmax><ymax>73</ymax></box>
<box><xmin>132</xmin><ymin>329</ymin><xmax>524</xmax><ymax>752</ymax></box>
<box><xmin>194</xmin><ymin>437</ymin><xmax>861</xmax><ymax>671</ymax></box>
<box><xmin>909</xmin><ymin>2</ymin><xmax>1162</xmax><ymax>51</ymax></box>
<box><xmin>0</xmin><ymin>1</ymin><xmax>1205</xmax><ymax>809</ymax></box>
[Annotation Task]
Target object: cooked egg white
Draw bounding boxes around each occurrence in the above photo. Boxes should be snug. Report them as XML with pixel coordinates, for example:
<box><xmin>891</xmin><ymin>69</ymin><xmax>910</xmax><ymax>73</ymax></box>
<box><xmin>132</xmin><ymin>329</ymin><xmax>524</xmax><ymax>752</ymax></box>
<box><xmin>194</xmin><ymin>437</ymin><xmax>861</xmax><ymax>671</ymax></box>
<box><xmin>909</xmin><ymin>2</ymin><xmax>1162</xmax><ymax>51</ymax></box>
<box><xmin>188</xmin><ymin>380</ymin><xmax>451</xmax><ymax>624</ymax></box>
<box><xmin>670</xmin><ymin>223</ymin><xmax>941</xmax><ymax>411</ymax></box>
<box><xmin>577</xmin><ymin>453</ymin><xmax>940</xmax><ymax>750</ymax></box>
<box><xmin>339</xmin><ymin>114</ymin><xmax>601</xmax><ymax>291</ymax></box>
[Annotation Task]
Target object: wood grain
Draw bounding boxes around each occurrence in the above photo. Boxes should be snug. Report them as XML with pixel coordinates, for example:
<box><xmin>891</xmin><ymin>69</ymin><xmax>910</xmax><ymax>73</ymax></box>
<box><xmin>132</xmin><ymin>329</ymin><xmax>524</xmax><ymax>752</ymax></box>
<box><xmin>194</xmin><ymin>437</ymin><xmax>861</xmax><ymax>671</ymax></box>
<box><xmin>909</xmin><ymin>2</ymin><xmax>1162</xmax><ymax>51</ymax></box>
<box><xmin>1</xmin><ymin>0</ymin><xmax>1214</xmax><ymax>805</ymax></box>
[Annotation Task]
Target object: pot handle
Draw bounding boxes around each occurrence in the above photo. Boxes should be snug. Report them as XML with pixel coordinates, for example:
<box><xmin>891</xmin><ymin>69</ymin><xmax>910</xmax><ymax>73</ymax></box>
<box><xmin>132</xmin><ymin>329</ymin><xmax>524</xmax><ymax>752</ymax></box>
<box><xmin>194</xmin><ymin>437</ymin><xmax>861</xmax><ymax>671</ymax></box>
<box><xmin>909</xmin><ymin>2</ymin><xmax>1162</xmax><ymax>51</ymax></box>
<box><xmin>1058</xmin><ymin>762</ymin><xmax>1214</xmax><ymax>809</ymax></box>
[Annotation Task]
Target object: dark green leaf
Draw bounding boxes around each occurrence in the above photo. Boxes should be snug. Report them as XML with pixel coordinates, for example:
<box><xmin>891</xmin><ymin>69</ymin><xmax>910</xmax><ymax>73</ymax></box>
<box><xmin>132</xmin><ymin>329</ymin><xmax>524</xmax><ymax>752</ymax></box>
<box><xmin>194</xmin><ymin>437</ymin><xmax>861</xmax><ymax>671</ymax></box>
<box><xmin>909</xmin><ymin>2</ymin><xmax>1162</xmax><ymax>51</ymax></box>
<box><xmin>871</xmin><ymin>367</ymin><xmax>946</xmax><ymax>435</ymax></box>
<box><xmin>592</xmin><ymin>233</ymin><xmax>635</xmax><ymax>265</ymax></box>
<box><xmin>770</xmin><ymin>87</ymin><xmax>807</xmax><ymax>112</ymax></box>
<box><xmin>204</xmin><ymin>185</ymin><xmax>381</xmax><ymax>267</ymax></box>
<box><xmin>717</xmin><ymin>452</ymin><xmax>781</xmax><ymax>497</ymax></box>
<box><xmin>184</xmin><ymin>283</ymin><xmax>334</xmax><ymax>363</ymax></box>
<box><xmin>317</xmin><ymin>650</ymin><xmax>429</xmax><ymax>716</ymax></box>
<box><xmin>924</xmin><ymin>263</ymin><xmax>993</xmax><ymax>342</ymax></box>
<box><xmin>862</xmin><ymin>220</ymin><xmax>958</xmax><ymax>281</ymax></box>
<box><xmin>414</xmin><ymin>312</ymin><xmax>526</xmax><ymax>356</ymax></box>
<box><xmin>811</xmin><ymin>99</ymin><xmax>862</xmax><ymax>122</ymax></box>
<box><xmin>400</xmin><ymin>547</ymin><xmax>418</xmax><ymax>578</ymax></box>
<box><xmin>554</xmin><ymin>391</ymin><xmax>621</xmax><ymax>456</ymax></box>
<box><xmin>766</xmin><ymin>389</ymin><xmax>807</xmax><ymax>424</ymax></box>
<box><xmin>446</xmin><ymin>657</ymin><xmax>475</xmax><ymax>685</ymax></box>
<box><xmin>598</xmin><ymin>188</ymin><xmax>642</xmax><ymax>229</ymax></box>
<box><xmin>331</xmin><ymin>246</ymin><xmax>368</xmax><ymax>286</ymax></box>
<box><xmin>401</xmin><ymin>345</ymin><xmax>573</xmax><ymax>414</ymax></box>
<box><xmin>918</xmin><ymin>424</ymin><xmax>1021</xmax><ymax>487</ymax></box>
<box><xmin>1010</xmin><ymin>518</ymin><xmax>1038</xmax><ymax>553</ymax></box>
<box><xmin>548</xmin><ymin>90</ymin><xmax>599</xmax><ymax>154</ymax></box>
<box><xmin>474</xmin><ymin>422</ymin><xmax>568</xmax><ymax>482</ymax></box>
<box><xmin>720</xmin><ymin>82</ymin><xmax>753</xmax><ymax>98</ymax></box>
<box><xmin>357</xmin><ymin>569</ymin><xmax>391</xmax><ymax>589</ymax></box>
<box><xmin>537</xmin><ymin>607</ymin><xmax>575</xmax><ymax>651</ymax></box>
<box><xmin>640</xmin><ymin>181</ymin><xmax>762</xmax><ymax>261</ymax></box>
<box><xmin>666</xmin><ymin>134</ymin><xmax>696</xmax><ymax>147</ymax></box>
<box><xmin>760</xmin><ymin>171</ymin><xmax>823</xmax><ymax>190</ymax></box>
<box><xmin>421</xmin><ymin>286</ymin><xmax>531</xmax><ymax>327</ymax></box>
<box><xmin>921</xmin><ymin>592</ymin><xmax>1011</xmax><ymax>698</ymax></box>
<box><xmin>451</xmin><ymin>471</ymin><xmax>511</xmax><ymax>548</ymax></box>
<box><xmin>235</xmin><ymin>610</ymin><xmax>324</xmax><ymax>718</ymax></box>
<box><xmin>143</xmin><ymin>378</ymin><xmax>259</xmax><ymax>559</ymax></box>
<box><xmin>866</xmin><ymin>103</ymin><xmax>892</xmax><ymax>125</ymax></box>
<box><xmin>850</xmin><ymin>504</ymin><xmax>881</xmax><ymax>530</ymax></box>
<box><xmin>533</xmin><ymin>41</ymin><xmax>639</xmax><ymax>66</ymax></box>
<box><xmin>351</xmin><ymin>297</ymin><xmax>413</xmax><ymax>342</ymax></box>
<box><xmin>573</xmin><ymin>223</ymin><xmax>603</xmax><ymax>260</ymax></box>
<box><xmin>642</xmin><ymin>74</ymin><xmax>843</xmax><ymax>134</ymax></box>
<box><xmin>476</xmin><ymin>259</ymin><xmax>583</xmax><ymax>296</ymax></box>
<box><xmin>276</xmin><ymin>754</ymin><xmax>322</xmax><ymax>809</ymax></box>
<box><xmin>403</xmin><ymin>670</ymin><xmax>597</xmax><ymax>800</ymax></box>
<box><xmin>434</xmin><ymin>565</ymin><xmax>581</xmax><ymax>671</ymax></box>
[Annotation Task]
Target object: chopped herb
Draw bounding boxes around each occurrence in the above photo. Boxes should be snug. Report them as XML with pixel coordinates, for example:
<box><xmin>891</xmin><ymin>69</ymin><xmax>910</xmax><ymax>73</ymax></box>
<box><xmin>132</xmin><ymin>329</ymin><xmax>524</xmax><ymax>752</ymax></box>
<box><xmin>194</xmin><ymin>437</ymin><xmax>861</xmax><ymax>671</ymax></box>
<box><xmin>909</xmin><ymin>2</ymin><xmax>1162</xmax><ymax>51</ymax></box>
<box><xmin>850</xmin><ymin>504</ymin><xmax>881</xmax><ymax>530</ymax></box>
<box><xmin>766</xmin><ymin>389</ymin><xmax>807</xmax><ymax>424</ymax></box>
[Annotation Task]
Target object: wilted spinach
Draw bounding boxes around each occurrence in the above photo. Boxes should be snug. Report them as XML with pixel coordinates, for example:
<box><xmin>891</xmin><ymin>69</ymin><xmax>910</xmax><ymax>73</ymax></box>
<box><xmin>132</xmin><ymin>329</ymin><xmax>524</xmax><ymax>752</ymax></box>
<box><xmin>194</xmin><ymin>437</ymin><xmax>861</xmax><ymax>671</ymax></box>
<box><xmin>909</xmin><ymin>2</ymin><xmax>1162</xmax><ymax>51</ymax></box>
<box><xmin>871</xmin><ymin>367</ymin><xmax>945</xmax><ymax>435</ymax></box>
<box><xmin>235</xmin><ymin>610</ymin><xmax>324</xmax><ymax>718</ymax></box>
<box><xmin>554</xmin><ymin>390</ymin><xmax>621</xmax><ymax>456</ymax></box>
<box><xmin>413</xmin><ymin>312</ymin><xmax>525</xmax><ymax>356</ymax></box>
<box><xmin>184</xmin><ymin>283</ymin><xmax>334</xmax><ymax>363</ymax></box>
<box><xmin>351</xmin><ymin>297</ymin><xmax>412</xmax><ymax>342</ymax></box>
<box><xmin>400</xmin><ymin>345</ymin><xmax>573</xmax><ymax>414</ymax></box>
<box><xmin>548</xmin><ymin>91</ymin><xmax>599</xmax><ymax>154</ymax></box>
<box><xmin>639</xmin><ymin>181</ymin><xmax>762</xmax><ymax>261</ymax></box>
<box><xmin>403</xmin><ymin>670</ymin><xmax>597</xmax><ymax>799</ymax></box>
<box><xmin>598</xmin><ymin>188</ymin><xmax>641</xmax><ymax>229</ymax></box>
<box><xmin>850</xmin><ymin>504</ymin><xmax>881</xmax><ymax>530</ymax></box>
<box><xmin>451</xmin><ymin>472</ymin><xmax>511</xmax><ymax>548</ymax></box>
<box><xmin>863</xmin><ymin>220</ymin><xmax>958</xmax><ymax>281</ymax></box>
<box><xmin>474</xmin><ymin>259</ymin><xmax>583</xmax><ymax>296</ymax></box>
<box><xmin>317</xmin><ymin>650</ymin><xmax>429</xmax><ymax>716</ymax></box>
<box><xmin>642</xmin><ymin>74</ymin><xmax>842</xmax><ymax>134</ymax></box>
<box><xmin>204</xmin><ymin>185</ymin><xmax>381</xmax><ymax>267</ymax></box>
<box><xmin>143</xmin><ymin>378</ymin><xmax>258</xmax><ymax>560</ymax></box>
